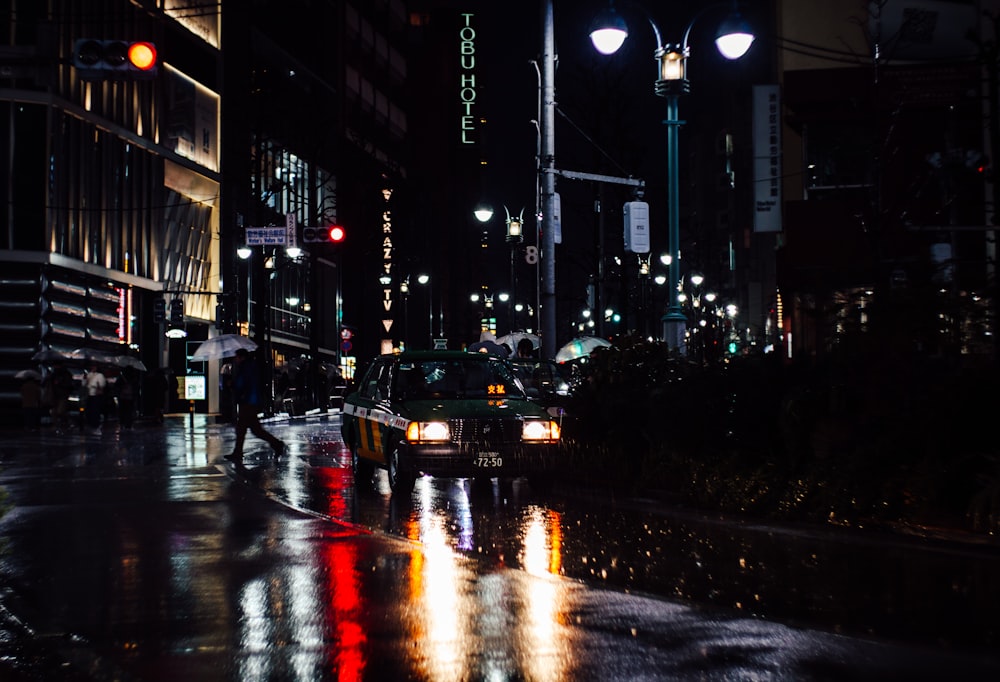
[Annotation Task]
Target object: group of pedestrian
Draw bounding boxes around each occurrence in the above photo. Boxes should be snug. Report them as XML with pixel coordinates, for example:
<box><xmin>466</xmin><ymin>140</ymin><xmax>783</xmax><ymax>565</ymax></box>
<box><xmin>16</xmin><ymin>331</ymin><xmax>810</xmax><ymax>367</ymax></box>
<box><xmin>468</xmin><ymin>331</ymin><xmax>538</xmax><ymax>359</ymax></box>
<box><xmin>15</xmin><ymin>345</ymin><xmax>290</xmax><ymax>469</ymax></box>
<box><xmin>16</xmin><ymin>358</ymin><xmax>176</xmax><ymax>433</ymax></box>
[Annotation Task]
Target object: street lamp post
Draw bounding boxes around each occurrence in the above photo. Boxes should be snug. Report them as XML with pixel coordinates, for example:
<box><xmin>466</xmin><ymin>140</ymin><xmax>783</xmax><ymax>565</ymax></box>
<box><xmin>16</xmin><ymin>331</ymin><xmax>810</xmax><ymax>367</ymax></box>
<box><xmin>590</xmin><ymin>1</ymin><xmax>754</xmax><ymax>352</ymax></box>
<box><xmin>400</xmin><ymin>276</ymin><xmax>410</xmax><ymax>349</ymax></box>
<box><xmin>505</xmin><ymin>207</ymin><xmax>524</xmax><ymax>333</ymax></box>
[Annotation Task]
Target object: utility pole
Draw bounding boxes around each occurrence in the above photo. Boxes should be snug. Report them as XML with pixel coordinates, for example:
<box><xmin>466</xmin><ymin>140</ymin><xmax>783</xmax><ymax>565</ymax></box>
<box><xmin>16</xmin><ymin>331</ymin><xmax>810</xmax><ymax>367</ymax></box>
<box><xmin>540</xmin><ymin>0</ymin><xmax>557</xmax><ymax>359</ymax></box>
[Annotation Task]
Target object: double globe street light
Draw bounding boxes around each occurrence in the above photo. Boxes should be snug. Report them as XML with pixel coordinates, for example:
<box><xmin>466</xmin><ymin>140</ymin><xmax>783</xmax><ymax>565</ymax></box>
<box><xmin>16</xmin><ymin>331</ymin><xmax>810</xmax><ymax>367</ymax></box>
<box><xmin>474</xmin><ymin>203</ymin><xmax>525</xmax><ymax>335</ymax></box>
<box><xmin>589</xmin><ymin>0</ymin><xmax>754</xmax><ymax>352</ymax></box>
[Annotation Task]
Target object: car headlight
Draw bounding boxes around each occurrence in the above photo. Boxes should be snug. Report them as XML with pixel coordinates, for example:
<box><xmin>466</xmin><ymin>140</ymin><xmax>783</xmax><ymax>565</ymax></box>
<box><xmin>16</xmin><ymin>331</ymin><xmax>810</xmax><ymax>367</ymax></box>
<box><xmin>522</xmin><ymin>420</ymin><xmax>561</xmax><ymax>442</ymax></box>
<box><xmin>406</xmin><ymin>421</ymin><xmax>450</xmax><ymax>442</ymax></box>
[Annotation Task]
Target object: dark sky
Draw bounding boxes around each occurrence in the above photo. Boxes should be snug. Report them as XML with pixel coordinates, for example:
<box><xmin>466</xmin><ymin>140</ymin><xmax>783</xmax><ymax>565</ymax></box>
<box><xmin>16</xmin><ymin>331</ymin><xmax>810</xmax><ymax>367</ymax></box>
<box><xmin>470</xmin><ymin>1</ymin><xmax>770</xmax><ymax>324</ymax></box>
<box><xmin>404</xmin><ymin>0</ymin><xmax>770</xmax><ymax>341</ymax></box>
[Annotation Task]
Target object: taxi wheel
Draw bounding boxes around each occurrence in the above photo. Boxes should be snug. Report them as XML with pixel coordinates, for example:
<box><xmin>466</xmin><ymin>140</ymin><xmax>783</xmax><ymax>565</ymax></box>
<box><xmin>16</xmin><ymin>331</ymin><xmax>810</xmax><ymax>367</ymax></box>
<box><xmin>387</xmin><ymin>447</ymin><xmax>416</xmax><ymax>495</ymax></box>
<box><xmin>351</xmin><ymin>441</ymin><xmax>374</xmax><ymax>484</ymax></box>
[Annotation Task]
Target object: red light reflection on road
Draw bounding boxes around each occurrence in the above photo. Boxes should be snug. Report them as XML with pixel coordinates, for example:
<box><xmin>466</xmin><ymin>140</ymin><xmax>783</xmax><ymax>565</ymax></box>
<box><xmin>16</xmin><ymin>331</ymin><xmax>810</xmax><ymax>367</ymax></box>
<box><xmin>311</xmin><ymin>463</ymin><xmax>352</xmax><ymax>521</ymax></box>
<box><xmin>322</xmin><ymin>541</ymin><xmax>366</xmax><ymax>680</ymax></box>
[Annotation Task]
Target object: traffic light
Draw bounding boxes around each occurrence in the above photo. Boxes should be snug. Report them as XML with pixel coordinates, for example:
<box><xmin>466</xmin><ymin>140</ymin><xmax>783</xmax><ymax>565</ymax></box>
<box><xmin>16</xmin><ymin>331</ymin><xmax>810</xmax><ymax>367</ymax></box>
<box><xmin>73</xmin><ymin>39</ymin><xmax>158</xmax><ymax>81</ymax></box>
<box><xmin>169</xmin><ymin>298</ymin><xmax>184</xmax><ymax>325</ymax></box>
<box><xmin>153</xmin><ymin>298</ymin><xmax>165</xmax><ymax>323</ymax></box>
<box><xmin>302</xmin><ymin>225</ymin><xmax>346</xmax><ymax>243</ymax></box>
<box><xmin>215</xmin><ymin>294</ymin><xmax>235</xmax><ymax>331</ymax></box>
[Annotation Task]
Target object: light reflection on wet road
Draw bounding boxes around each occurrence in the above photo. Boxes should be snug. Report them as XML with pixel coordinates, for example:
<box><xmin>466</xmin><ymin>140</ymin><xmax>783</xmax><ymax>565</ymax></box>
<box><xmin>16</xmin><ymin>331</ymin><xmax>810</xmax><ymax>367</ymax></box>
<box><xmin>0</xmin><ymin>415</ymin><xmax>998</xmax><ymax>680</ymax></box>
<box><xmin>271</xmin><ymin>419</ymin><xmax>1000</xmax><ymax>653</ymax></box>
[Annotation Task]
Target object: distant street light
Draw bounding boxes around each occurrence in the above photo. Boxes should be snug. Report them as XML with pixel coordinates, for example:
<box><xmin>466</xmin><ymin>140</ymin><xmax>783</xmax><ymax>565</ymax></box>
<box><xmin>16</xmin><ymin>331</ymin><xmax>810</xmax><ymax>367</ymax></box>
<box><xmin>400</xmin><ymin>276</ymin><xmax>410</xmax><ymax>346</ymax></box>
<box><xmin>589</xmin><ymin>0</ymin><xmax>754</xmax><ymax>351</ymax></box>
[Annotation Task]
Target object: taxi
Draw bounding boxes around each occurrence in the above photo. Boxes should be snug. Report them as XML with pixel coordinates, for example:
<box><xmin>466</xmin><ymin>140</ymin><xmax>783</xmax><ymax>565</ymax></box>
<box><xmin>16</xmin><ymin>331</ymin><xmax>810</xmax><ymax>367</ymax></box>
<box><xmin>341</xmin><ymin>350</ymin><xmax>562</xmax><ymax>494</ymax></box>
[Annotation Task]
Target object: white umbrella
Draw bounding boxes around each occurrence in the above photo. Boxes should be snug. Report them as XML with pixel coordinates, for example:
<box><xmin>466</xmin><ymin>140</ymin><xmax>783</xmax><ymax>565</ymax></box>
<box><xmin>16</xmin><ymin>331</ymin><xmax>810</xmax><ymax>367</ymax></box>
<box><xmin>15</xmin><ymin>369</ymin><xmax>42</xmax><ymax>381</ymax></box>
<box><xmin>116</xmin><ymin>356</ymin><xmax>148</xmax><ymax>372</ymax></box>
<box><xmin>191</xmin><ymin>334</ymin><xmax>258</xmax><ymax>361</ymax></box>
<box><xmin>31</xmin><ymin>348</ymin><xmax>70</xmax><ymax>363</ymax></box>
<box><xmin>496</xmin><ymin>332</ymin><xmax>540</xmax><ymax>351</ymax></box>
<box><xmin>67</xmin><ymin>347</ymin><xmax>119</xmax><ymax>365</ymax></box>
<box><xmin>555</xmin><ymin>336</ymin><xmax>612</xmax><ymax>363</ymax></box>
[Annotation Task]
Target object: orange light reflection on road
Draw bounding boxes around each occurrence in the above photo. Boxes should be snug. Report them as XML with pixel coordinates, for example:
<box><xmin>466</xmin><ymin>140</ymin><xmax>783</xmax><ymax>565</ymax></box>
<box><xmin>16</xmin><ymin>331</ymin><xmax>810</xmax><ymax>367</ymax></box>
<box><xmin>399</xmin><ymin>492</ymin><xmax>572</xmax><ymax>680</ymax></box>
<box><xmin>406</xmin><ymin>513</ymin><xmax>470</xmax><ymax>680</ymax></box>
<box><xmin>548</xmin><ymin>509</ymin><xmax>563</xmax><ymax>576</ymax></box>
<box><xmin>520</xmin><ymin>506</ymin><xmax>570</xmax><ymax>680</ymax></box>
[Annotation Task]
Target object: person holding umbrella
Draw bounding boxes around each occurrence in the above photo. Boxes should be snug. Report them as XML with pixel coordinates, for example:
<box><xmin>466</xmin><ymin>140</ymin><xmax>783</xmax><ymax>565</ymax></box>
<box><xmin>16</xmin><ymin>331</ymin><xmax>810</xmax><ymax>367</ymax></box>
<box><xmin>226</xmin><ymin>347</ymin><xmax>285</xmax><ymax>464</ymax></box>
<box><xmin>83</xmin><ymin>361</ymin><xmax>107</xmax><ymax>431</ymax></box>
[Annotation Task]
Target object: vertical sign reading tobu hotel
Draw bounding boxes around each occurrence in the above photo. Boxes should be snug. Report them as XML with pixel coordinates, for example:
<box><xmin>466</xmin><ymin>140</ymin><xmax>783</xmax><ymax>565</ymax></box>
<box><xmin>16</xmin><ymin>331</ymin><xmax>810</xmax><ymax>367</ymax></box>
<box><xmin>460</xmin><ymin>13</ymin><xmax>477</xmax><ymax>144</ymax></box>
<box><xmin>753</xmin><ymin>85</ymin><xmax>782</xmax><ymax>232</ymax></box>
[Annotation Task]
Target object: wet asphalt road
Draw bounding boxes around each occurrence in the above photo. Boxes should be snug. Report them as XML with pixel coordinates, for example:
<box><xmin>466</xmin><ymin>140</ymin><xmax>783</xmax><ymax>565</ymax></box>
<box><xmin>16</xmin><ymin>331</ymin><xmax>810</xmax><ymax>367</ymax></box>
<box><xmin>0</xmin><ymin>413</ymin><xmax>998</xmax><ymax>681</ymax></box>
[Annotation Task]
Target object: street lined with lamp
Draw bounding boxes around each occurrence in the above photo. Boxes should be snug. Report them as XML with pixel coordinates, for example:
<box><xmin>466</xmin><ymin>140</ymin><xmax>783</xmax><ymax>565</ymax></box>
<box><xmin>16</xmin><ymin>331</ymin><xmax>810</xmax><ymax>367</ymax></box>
<box><xmin>588</xmin><ymin>0</ymin><xmax>754</xmax><ymax>352</ymax></box>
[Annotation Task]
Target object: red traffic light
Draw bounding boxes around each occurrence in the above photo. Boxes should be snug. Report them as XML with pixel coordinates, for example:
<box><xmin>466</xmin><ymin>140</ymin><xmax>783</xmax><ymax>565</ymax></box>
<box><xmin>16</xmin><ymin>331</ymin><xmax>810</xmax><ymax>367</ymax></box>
<box><xmin>302</xmin><ymin>225</ymin><xmax>346</xmax><ymax>243</ymax></box>
<box><xmin>73</xmin><ymin>39</ymin><xmax>158</xmax><ymax>80</ymax></box>
<box><xmin>127</xmin><ymin>42</ymin><xmax>157</xmax><ymax>71</ymax></box>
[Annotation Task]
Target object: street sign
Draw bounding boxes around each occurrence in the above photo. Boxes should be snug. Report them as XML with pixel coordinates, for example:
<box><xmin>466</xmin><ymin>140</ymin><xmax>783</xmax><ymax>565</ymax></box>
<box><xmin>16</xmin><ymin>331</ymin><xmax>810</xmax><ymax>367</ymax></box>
<box><xmin>245</xmin><ymin>227</ymin><xmax>288</xmax><ymax>245</ymax></box>
<box><xmin>286</xmin><ymin>213</ymin><xmax>297</xmax><ymax>248</ymax></box>
<box><xmin>624</xmin><ymin>201</ymin><xmax>650</xmax><ymax>253</ymax></box>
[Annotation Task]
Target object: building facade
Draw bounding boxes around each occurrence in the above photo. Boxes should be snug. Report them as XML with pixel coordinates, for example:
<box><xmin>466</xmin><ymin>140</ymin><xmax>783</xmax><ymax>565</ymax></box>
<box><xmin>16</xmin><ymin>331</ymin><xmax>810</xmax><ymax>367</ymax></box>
<box><xmin>0</xmin><ymin>0</ymin><xmax>411</xmax><ymax>423</ymax></box>
<box><xmin>776</xmin><ymin>0</ymin><xmax>1000</xmax><ymax>362</ymax></box>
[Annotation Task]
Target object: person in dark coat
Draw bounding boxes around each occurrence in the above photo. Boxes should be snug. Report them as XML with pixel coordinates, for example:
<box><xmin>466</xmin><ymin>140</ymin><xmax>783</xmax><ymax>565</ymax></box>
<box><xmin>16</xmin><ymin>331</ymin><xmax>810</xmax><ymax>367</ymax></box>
<box><xmin>83</xmin><ymin>362</ymin><xmax>107</xmax><ymax>431</ymax></box>
<box><xmin>115</xmin><ymin>367</ymin><xmax>138</xmax><ymax>429</ymax></box>
<box><xmin>226</xmin><ymin>348</ymin><xmax>285</xmax><ymax>464</ymax></box>
<box><xmin>516</xmin><ymin>338</ymin><xmax>537</xmax><ymax>358</ymax></box>
<box><xmin>48</xmin><ymin>361</ymin><xmax>75</xmax><ymax>433</ymax></box>
<box><xmin>19</xmin><ymin>375</ymin><xmax>42</xmax><ymax>432</ymax></box>
<box><xmin>149</xmin><ymin>369</ymin><xmax>169</xmax><ymax>423</ymax></box>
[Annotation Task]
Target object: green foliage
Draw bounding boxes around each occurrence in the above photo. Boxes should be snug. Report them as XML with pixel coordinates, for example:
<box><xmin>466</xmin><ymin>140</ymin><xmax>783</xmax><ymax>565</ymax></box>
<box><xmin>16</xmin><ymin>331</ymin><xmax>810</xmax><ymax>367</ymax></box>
<box><xmin>560</xmin><ymin>334</ymin><xmax>1000</xmax><ymax>535</ymax></box>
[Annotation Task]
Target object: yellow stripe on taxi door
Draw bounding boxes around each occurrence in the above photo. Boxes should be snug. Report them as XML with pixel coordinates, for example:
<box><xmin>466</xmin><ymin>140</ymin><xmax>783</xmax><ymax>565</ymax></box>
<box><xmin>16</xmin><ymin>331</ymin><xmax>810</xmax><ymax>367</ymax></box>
<box><xmin>360</xmin><ymin>415</ymin><xmax>383</xmax><ymax>459</ymax></box>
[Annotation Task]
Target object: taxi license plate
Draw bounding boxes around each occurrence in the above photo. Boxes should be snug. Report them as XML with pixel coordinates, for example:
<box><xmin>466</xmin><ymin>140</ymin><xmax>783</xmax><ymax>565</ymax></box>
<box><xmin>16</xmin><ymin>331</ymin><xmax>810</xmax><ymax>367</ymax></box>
<box><xmin>474</xmin><ymin>454</ymin><xmax>503</xmax><ymax>468</ymax></box>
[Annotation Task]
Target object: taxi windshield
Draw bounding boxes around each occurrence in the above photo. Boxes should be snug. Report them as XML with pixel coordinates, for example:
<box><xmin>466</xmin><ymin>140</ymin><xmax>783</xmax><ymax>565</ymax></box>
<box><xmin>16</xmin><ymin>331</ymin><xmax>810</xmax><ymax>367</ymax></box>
<box><xmin>395</xmin><ymin>359</ymin><xmax>525</xmax><ymax>400</ymax></box>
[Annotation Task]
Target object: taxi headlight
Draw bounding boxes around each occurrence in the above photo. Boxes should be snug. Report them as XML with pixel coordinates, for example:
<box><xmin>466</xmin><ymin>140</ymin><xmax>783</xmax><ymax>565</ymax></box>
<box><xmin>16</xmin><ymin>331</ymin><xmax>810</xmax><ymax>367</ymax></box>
<box><xmin>406</xmin><ymin>421</ymin><xmax>450</xmax><ymax>442</ymax></box>
<box><xmin>522</xmin><ymin>420</ymin><xmax>561</xmax><ymax>442</ymax></box>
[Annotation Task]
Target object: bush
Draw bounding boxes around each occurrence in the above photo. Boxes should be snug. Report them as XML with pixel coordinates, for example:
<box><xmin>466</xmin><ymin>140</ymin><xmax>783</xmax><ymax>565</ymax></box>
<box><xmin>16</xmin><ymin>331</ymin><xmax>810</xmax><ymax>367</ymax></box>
<box><xmin>559</xmin><ymin>335</ymin><xmax>1000</xmax><ymax>534</ymax></box>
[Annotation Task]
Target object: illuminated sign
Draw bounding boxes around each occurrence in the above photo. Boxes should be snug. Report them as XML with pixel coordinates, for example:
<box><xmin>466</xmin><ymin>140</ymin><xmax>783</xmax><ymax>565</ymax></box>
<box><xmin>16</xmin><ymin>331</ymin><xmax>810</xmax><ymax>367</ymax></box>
<box><xmin>381</xmin><ymin>188</ymin><xmax>394</xmax><ymax>348</ymax></box>
<box><xmin>184</xmin><ymin>375</ymin><xmax>206</xmax><ymax>400</ymax></box>
<box><xmin>459</xmin><ymin>13</ymin><xmax>477</xmax><ymax>145</ymax></box>
<box><xmin>116</xmin><ymin>287</ymin><xmax>128</xmax><ymax>342</ymax></box>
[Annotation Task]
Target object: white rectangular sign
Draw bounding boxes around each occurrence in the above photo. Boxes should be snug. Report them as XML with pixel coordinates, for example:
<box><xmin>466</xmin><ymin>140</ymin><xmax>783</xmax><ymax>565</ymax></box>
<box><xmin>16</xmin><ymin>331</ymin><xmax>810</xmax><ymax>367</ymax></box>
<box><xmin>623</xmin><ymin>201</ymin><xmax>650</xmax><ymax>253</ymax></box>
<box><xmin>286</xmin><ymin>213</ymin><xmax>297</xmax><ymax>247</ymax></box>
<box><xmin>552</xmin><ymin>192</ymin><xmax>562</xmax><ymax>244</ymax></box>
<box><xmin>184</xmin><ymin>375</ymin><xmax>206</xmax><ymax>401</ymax></box>
<box><xmin>245</xmin><ymin>227</ymin><xmax>288</xmax><ymax>245</ymax></box>
<box><xmin>753</xmin><ymin>85</ymin><xmax>782</xmax><ymax>233</ymax></box>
